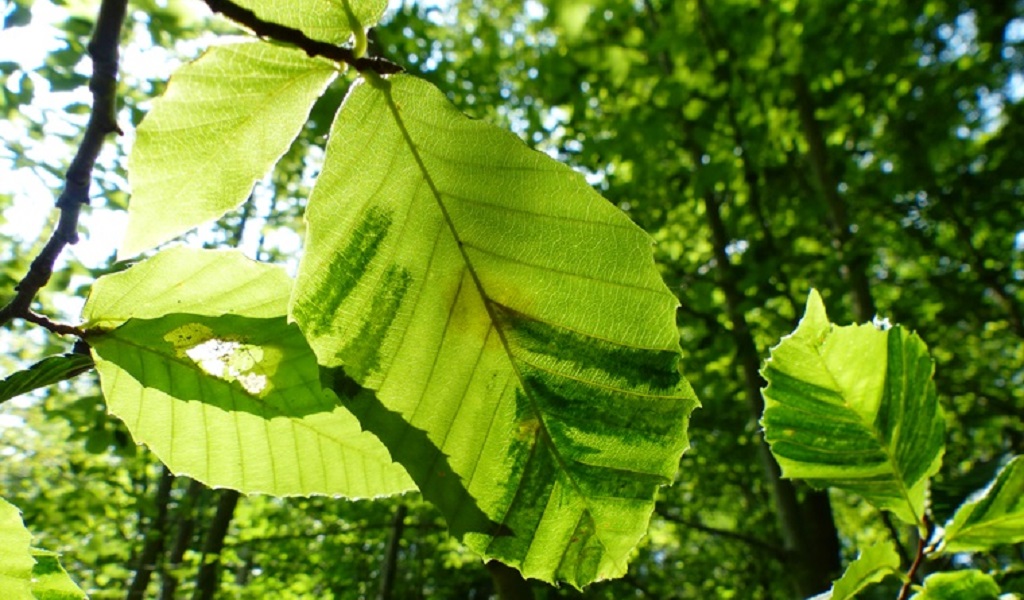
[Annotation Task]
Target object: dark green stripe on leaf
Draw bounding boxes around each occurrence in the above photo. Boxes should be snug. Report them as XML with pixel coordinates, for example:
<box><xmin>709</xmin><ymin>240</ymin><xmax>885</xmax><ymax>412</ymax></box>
<box><xmin>495</xmin><ymin>303</ymin><xmax>682</xmax><ymax>393</ymax></box>
<box><xmin>294</xmin><ymin>206</ymin><xmax>393</xmax><ymax>339</ymax></box>
<box><xmin>340</xmin><ymin>264</ymin><xmax>411</xmax><ymax>381</ymax></box>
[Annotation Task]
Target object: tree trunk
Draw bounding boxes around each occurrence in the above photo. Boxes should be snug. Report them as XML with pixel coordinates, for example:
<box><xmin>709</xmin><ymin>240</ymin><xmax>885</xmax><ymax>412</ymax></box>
<box><xmin>159</xmin><ymin>479</ymin><xmax>205</xmax><ymax>600</ymax></box>
<box><xmin>486</xmin><ymin>561</ymin><xmax>533</xmax><ymax>600</ymax></box>
<box><xmin>126</xmin><ymin>466</ymin><xmax>174</xmax><ymax>600</ymax></box>
<box><xmin>192</xmin><ymin>489</ymin><xmax>240</xmax><ymax>600</ymax></box>
<box><xmin>793</xmin><ymin>74</ymin><xmax>876</xmax><ymax>322</ymax></box>
<box><xmin>703</xmin><ymin>190</ymin><xmax>841</xmax><ymax>596</ymax></box>
<box><xmin>378</xmin><ymin>503</ymin><xmax>408</xmax><ymax>600</ymax></box>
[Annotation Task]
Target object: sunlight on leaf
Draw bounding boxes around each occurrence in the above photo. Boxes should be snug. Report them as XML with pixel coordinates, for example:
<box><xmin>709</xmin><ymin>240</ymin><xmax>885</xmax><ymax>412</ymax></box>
<box><xmin>909</xmin><ymin>570</ymin><xmax>1001</xmax><ymax>599</ymax></box>
<box><xmin>229</xmin><ymin>0</ymin><xmax>387</xmax><ymax>45</ymax></box>
<box><xmin>761</xmin><ymin>290</ymin><xmax>945</xmax><ymax>526</ymax></box>
<box><xmin>941</xmin><ymin>455</ymin><xmax>1024</xmax><ymax>552</ymax></box>
<box><xmin>84</xmin><ymin>248</ymin><xmax>413</xmax><ymax>498</ymax></box>
<box><xmin>290</xmin><ymin>73</ymin><xmax>697</xmax><ymax>587</ymax></box>
<box><xmin>0</xmin><ymin>497</ymin><xmax>85</xmax><ymax>599</ymax></box>
<box><xmin>121</xmin><ymin>42</ymin><xmax>336</xmax><ymax>258</ymax></box>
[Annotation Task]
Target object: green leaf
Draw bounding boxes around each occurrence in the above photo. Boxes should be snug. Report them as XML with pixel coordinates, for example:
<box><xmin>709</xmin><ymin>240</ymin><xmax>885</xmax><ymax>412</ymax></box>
<box><xmin>0</xmin><ymin>497</ymin><xmax>86</xmax><ymax>600</ymax></box>
<box><xmin>910</xmin><ymin>570</ymin><xmax>1002</xmax><ymax>599</ymax></box>
<box><xmin>941</xmin><ymin>455</ymin><xmax>1024</xmax><ymax>552</ymax></box>
<box><xmin>83</xmin><ymin>248</ymin><xmax>413</xmax><ymax>497</ymax></box>
<box><xmin>230</xmin><ymin>0</ymin><xmax>387</xmax><ymax>46</ymax></box>
<box><xmin>290</xmin><ymin>74</ymin><xmax>697</xmax><ymax>587</ymax></box>
<box><xmin>121</xmin><ymin>42</ymin><xmax>337</xmax><ymax>258</ymax></box>
<box><xmin>761</xmin><ymin>290</ymin><xmax>945</xmax><ymax>525</ymax></box>
<box><xmin>0</xmin><ymin>353</ymin><xmax>93</xmax><ymax>404</ymax></box>
<box><xmin>809</xmin><ymin>539</ymin><xmax>901</xmax><ymax>600</ymax></box>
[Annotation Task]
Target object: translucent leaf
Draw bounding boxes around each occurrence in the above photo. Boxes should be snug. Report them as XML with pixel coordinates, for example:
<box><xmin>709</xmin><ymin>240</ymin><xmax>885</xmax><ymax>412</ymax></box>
<box><xmin>941</xmin><ymin>455</ymin><xmax>1024</xmax><ymax>552</ymax></box>
<box><xmin>808</xmin><ymin>539</ymin><xmax>901</xmax><ymax>600</ymax></box>
<box><xmin>290</xmin><ymin>74</ymin><xmax>697</xmax><ymax>587</ymax></box>
<box><xmin>0</xmin><ymin>497</ymin><xmax>85</xmax><ymax>599</ymax></box>
<box><xmin>230</xmin><ymin>0</ymin><xmax>387</xmax><ymax>45</ymax></box>
<box><xmin>909</xmin><ymin>570</ymin><xmax>1002</xmax><ymax>599</ymax></box>
<box><xmin>121</xmin><ymin>43</ymin><xmax>336</xmax><ymax>258</ymax></box>
<box><xmin>761</xmin><ymin>290</ymin><xmax>945</xmax><ymax>525</ymax></box>
<box><xmin>84</xmin><ymin>248</ymin><xmax>413</xmax><ymax>497</ymax></box>
<box><xmin>0</xmin><ymin>353</ymin><xmax>93</xmax><ymax>404</ymax></box>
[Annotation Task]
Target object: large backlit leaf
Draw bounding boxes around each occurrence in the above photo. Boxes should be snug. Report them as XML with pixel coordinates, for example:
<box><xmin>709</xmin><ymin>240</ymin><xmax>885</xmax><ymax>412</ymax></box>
<box><xmin>121</xmin><ymin>42</ymin><xmax>336</xmax><ymax>258</ymax></box>
<box><xmin>230</xmin><ymin>0</ymin><xmax>387</xmax><ymax>45</ymax></box>
<box><xmin>83</xmin><ymin>248</ymin><xmax>413</xmax><ymax>497</ymax></box>
<box><xmin>941</xmin><ymin>455</ymin><xmax>1024</xmax><ymax>552</ymax></box>
<box><xmin>0</xmin><ymin>497</ymin><xmax>86</xmax><ymax>599</ymax></box>
<box><xmin>809</xmin><ymin>539</ymin><xmax>901</xmax><ymax>600</ymax></box>
<box><xmin>761</xmin><ymin>290</ymin><xmax>945</xmax><ymax>525</ymax></box>
<box><xmin>290</xmin><ymin>74</ymin><xmax>697</xmax><ymax>586</ymax></box>
<box><xmin>0</xmin><ymin>353</ymin><xmax>93</xmax><ymax>404</ymax></box>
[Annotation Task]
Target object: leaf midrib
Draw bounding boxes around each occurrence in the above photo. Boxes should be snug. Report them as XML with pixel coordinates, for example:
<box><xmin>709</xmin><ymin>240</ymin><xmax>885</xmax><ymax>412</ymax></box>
<box><xmin>375</xmin><ymin>75</ymin><xmax>614</xmax><ymax>559</ymax></box>
<box><xmin>813</xmin><ymin>331</ymin><xmax>921</xmax><ymax>522</ymax></box>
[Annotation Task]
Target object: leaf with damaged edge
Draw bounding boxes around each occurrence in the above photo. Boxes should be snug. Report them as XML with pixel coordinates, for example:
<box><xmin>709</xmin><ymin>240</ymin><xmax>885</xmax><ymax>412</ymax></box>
<box><xmin>290</xmin><ymin>73</ymin><xmax>697</xmax><ymax>587</ymax></box>
<box><xmin>761</xmin><ymin>290</ymin><xmax>945</xmax><ymax>526</ymax></box>
<box><xmin>121</xmin><ymin>42</ymin><xmax>336</xmax><ymax>258</ymax></box>
<box><xmin>83</xmin><ymin>247</ymin><xmax>413</xmax><ymax>497</ymax></box>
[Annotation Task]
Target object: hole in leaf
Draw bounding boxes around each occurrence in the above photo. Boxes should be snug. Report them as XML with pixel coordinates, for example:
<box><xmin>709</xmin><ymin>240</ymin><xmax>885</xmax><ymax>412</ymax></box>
<box><xmin>164</xmin><ymin>324</ymin><xmax>268</xmax><ymax>395</ymax></box>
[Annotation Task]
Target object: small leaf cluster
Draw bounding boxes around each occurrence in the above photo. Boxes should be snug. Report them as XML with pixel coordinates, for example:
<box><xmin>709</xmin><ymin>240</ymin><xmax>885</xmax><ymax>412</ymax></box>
<box><xmin>762</xmin><ymin>290</ymin><xmax>1023</xmax><ymax>599</ymax></box>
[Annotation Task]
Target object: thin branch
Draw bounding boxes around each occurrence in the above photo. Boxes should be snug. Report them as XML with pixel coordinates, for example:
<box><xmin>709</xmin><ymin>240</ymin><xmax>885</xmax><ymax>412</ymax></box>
<box><xmin>897</xmin><ymin>516</ymin><xmax>932</xmax><ymax>600</ymax></box>
<box><xmin>655</xmin><ymin>506</ymin><xmax>785</xmax><ymax>556</ymax></box>
<box><xmin>0</xmin><ymin>0</ymin><xmax>127</xmax><ymax>337</ymax></box>
<box><xmin>202</xmin><ymin>0</ymin><xmax>403</xmax><ymax>75</ymax></box>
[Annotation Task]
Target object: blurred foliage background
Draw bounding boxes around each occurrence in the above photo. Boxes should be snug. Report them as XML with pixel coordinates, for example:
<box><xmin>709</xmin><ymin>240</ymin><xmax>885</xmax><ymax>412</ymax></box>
<box><xmin>1</xmin><ymin>0</ymin><xmax>1022</xmax><ymax>597</ymax></box>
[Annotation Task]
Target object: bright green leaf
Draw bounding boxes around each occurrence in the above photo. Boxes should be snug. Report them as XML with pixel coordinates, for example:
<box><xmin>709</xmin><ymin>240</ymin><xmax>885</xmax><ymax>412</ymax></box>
<box><xmin>809</xmin><ymin>539</ymin><xmax>902</xmax><ymax>600</ymax></box>
<box><xmin>0</xmin><ymin>353</ymin><xmax>93</xmax><ymax>404</ymax></box>
<box><xmin>761</xmin><ymin>290</ymin><xmax>945</xmax><ymax>525</ymax></box>
<box><xmin>941</xmin><ymin>455</ymin><xmax>1024</xmax><ymax>552</ymax></box>
<box><xmin>230</xmin><ymin>0</ymin><xmax>386</xmax><ymax>46</ymax></box>
<box><xmin>0</xmin><ymin>497</ymin><xmax>86</xmax><ymax>600</ymax></box>
<box><xmin>290</xmin><ymin>74</ymin><xmax>697</xmax><ymax>587</ymax></box>
<box><xmin>121</xmin><ymin>43</ymin><xmax>337</xmax><ymax>258</ymax></box>
<box><xmin>83</xmin><ymin>247</ymin><xmax>287</xmax><ymax>327</ymax></box>
<box><xmin>910</xmin><ymin>570</ymin><xmax>1002</xmax><ymax>599</ymax></box>
<box><xmin>84</xmin><ymin>248</ymin><xmax>413</xmax><ymax>497</ymax></box>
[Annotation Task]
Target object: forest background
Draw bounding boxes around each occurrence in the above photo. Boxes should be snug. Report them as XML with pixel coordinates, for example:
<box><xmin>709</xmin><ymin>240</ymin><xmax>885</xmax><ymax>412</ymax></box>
<box><xmin>1</xmin><ymin>0</ymin><xmax>1022</xmax><ymax>598</ymax></box>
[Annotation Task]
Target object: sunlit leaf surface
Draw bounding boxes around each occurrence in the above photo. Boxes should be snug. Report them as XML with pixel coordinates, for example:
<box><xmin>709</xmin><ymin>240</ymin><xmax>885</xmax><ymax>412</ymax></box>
<box><xmin>942</xmin><ymin>455</ymin><xmax>1024</xmax><ymax>552</ymax></box>
<box><xmin>230</xmin><ymin>0</ymin><xmax>387</xmax><ymax>45</ymax></box>
<box><xmin>761</xmin><ymin>290</ymin><xmax>945</xmax><ymax>525</ymax></box>
<box><xmin>122</xmin><ymin>43</ymin><xmax>336</xmax><ymax>258</ymax></box>
<box><xmin>910</xmin><ymin>570</ymin><xmax>1002</xmax><ymax>599</ymax></box>
<box><xmin>290</xmin><ymin>74</ymin><xmax>697</xmax><ymax>586</ymax></box>
<box><xmin>84</xmin><ymin>248</ymin><xmax>413</xmax><ymax>497</ymax></box>
<box><xmin>0</xmin><ymin>497</ymin><xmax>85</xmax><ymax>599</ymax></box>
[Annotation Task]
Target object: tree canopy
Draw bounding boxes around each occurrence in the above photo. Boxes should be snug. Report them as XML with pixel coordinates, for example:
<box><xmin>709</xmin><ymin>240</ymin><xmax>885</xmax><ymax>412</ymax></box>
<box><xmin>1</xmin><ymin>0</ymin><xmax>1022</xmax><ymax>598</ymax></box>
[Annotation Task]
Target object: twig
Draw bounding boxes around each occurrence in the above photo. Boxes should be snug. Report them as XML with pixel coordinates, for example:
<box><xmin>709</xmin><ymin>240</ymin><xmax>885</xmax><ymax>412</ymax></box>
<box><xmin>656</xmin><ymin>506</ymin><xmax>785</xmax><ymax>555</ymax></box>
<box><xmin>202</xmin><ymin>0</ymin><xmax>403</xmax><ymax>75</ymax></box>
<box><xmin>0</xmin><ymin>0</ymin><xmax>128</xmax><ymax>337</ymax></box>
<box><xmin>897</xmin><ymin>516</ymin><xmax>933</xmax><ymax>600</ymax></box>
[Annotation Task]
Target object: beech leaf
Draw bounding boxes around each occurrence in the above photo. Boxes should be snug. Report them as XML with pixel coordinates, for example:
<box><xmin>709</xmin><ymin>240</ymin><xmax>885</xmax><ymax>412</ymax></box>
<box><xmin>290</xmin><ymin>74</ymin><xmax>697</xmax><ymax>587</ymax></box>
